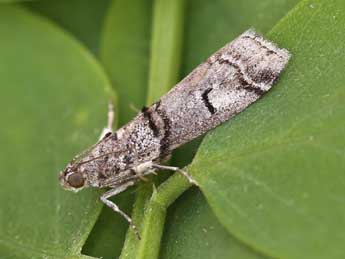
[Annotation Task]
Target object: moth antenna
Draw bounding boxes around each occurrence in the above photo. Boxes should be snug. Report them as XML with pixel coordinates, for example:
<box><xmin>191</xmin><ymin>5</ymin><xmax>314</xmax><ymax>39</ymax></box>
<box><xmin>71</xmin><ymin>131</ymin><xmax>114</xmax><ymax>163</ymax></box>
<box><xmin>75</xmin><ymin>149</ymin><xmax>127</xmax><ymax>167</ymax></box>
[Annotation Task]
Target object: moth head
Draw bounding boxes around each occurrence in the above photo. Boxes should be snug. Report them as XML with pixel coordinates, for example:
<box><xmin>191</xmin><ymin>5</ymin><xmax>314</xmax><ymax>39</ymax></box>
<box><xmin>59</xmin><ymin>163</ymin><xmax>87</xmax><ymax>191</ymax></box>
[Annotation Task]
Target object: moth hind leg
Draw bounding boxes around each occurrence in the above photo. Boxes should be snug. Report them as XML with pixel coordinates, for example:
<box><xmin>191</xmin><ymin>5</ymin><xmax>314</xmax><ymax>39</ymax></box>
<box><xmin>100</xmin><ymin>181</ymin><xmax>141</xmax><ymax>240</ymax></box>
<box><xmin>151</xmin><ymin>163</ymin><xmax>199</xmax><ymax>186</ymax></box>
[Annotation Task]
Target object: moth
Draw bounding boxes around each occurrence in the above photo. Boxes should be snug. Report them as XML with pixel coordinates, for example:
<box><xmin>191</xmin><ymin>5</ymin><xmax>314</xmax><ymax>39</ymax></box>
<box><xmin>59</xmin><ymin>29</ymin><xmax>290</xmax><ymax>239</ymax></box>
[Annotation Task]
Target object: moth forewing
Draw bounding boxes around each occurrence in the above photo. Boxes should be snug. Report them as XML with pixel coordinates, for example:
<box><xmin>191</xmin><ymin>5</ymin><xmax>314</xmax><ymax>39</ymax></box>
<box><xmin>59</xmin><ymin>28</ymin><xmax>290</xmax><ymax>239</ymax></box>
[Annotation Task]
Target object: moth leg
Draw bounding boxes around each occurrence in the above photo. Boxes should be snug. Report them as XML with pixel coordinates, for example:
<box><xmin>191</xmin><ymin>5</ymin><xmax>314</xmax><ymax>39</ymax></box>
<box><xmin>99</xmin><ymin>100</ymin><xmax>115</xmax><ymax>140</ymax></box>
<box><xmin>100</xmin><ymin>181</ymin><xmax>141</xmax><ymax>240</ymax></box>
<box><xmin>151</xmin><ymin>164</ymin><xmax>199</xmax><ymax>186</ymax></box>
<box><xmin>106</xmin><ymin>100</ymin><xmax>115</xmax><ymax>131</ymax></box>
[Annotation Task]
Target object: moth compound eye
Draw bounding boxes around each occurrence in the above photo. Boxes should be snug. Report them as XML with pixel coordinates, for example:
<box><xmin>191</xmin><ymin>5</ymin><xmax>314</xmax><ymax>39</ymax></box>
<box><xmin>67</xmin><ymin>173</ymin><xmax>84</xmax><ymax>188</ymax></box>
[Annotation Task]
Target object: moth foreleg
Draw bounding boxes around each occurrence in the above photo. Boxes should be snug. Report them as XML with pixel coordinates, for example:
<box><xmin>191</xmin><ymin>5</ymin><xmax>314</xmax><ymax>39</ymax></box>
<box><xmin>99</xmin><ymin>100</ymin><xmax>115</xmax><ymax>140</ymax></box>
<box><xmin>151</xmin><ymin>164</ymin><xmax>199</xmax><ymax>186</ymax></box>
<box><xmin>100</xmin><ymin>181</ymin><xmax>141</xmax><ymax>240</ymax></box>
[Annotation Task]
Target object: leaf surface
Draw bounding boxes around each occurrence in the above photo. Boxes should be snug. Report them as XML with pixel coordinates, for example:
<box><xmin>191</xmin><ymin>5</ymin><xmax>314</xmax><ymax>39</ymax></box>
<box><xmin>0</xmin><ymin>6</ymin><xmax>112</xmax><ymax>259</ymax></box>
<box><xmin>160</xmin><ymin>188</ymin><xmax>267</xmax><ymax>259</ymax></box>
<box><xmin>26</xmin><ymin>0</ymin><xmax>111</xmax><ymax>54</ymax></box>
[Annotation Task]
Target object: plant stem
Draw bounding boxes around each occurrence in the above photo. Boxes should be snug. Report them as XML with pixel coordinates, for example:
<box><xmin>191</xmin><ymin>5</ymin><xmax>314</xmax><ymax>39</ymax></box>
<box><xmin>120</xmin><ymin>0</ymin><xmax>186</xmax><ymax>258</ymax></box>
<box><xmin>136</xmin><ymin>174</ymin><xmax>192</xmax><ymax>259</ymax></box>
<box><xmin>146</xmin><ymin>0</ymin><xmax>186</xmax><ymax>105</ymax></box>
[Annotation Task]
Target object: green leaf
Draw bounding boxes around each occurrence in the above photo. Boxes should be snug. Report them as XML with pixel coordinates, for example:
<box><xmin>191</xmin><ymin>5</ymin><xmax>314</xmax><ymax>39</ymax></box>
<box><xmin>0</xmin><ymin>5</ymin><xmax>112</xmax><ymax>259</ymax></box>
<box><xmin>189</xmin><ymin>0</ymin><xmax>345</xmax><ymax>258</ymax></box>
<box><xmin>100</xmin><ymin>0</ymin><xmax>152</xmax><ymax>126</ymax></box>
<box><xmin>26</xmin><ymin>0</ymin><xmax>111</xmax><ymax>54</ymax></box>
<box><xmin>160</xmin><ymin>188</ymin><xmax>266</xmax><ymax>259</ymax></box>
